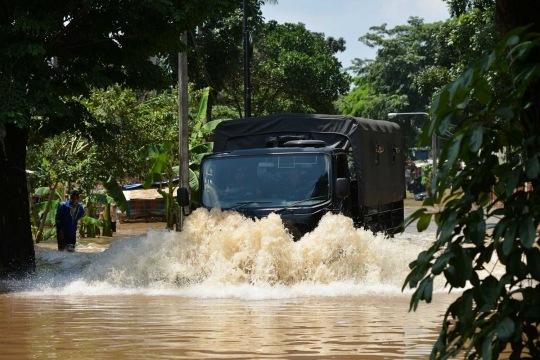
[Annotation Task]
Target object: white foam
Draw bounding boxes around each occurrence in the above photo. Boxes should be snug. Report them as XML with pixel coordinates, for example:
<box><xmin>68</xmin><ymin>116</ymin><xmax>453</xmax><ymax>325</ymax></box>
<box><xmin>26</xmin><ymin>209</ymin><xmax>447</xmax><ymax>298</ymax></box>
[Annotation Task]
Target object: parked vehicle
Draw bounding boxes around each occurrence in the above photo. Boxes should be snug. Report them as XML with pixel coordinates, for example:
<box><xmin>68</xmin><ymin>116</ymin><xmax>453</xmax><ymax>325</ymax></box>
<box><xmin>178</xmin><ymin>114</ymin><xmax>405</xmax><ymax>239</ymax></box>
<box><xmin>414</xmin><ymin>191</ymin><xmax>428</xmax><ymax>201</ymax></box>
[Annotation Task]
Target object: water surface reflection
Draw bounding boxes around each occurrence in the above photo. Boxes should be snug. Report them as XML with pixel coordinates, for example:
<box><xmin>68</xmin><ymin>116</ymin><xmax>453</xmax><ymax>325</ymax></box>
<box><xmin>0</xmin><ymin>294</ymin><xmax>454</xmax><ymax>359</ymax></box>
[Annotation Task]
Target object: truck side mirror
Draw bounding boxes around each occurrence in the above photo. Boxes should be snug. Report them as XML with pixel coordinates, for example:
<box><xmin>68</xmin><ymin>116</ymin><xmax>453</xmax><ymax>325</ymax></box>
<box><xmin>335</xmin><ymin>178</ymin><xmax>349</xmax><ymax>199</ymax></box>
<box><xmin>177</xmin><ymin>187</ymin><xmax>190</xmax><ymax>207</ymax></box>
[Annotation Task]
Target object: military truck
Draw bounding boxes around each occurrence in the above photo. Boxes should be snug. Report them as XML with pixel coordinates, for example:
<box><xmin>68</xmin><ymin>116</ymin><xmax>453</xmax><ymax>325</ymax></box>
<box><xmin>177</xmin><ymin>113</ymin><xmax>405</xmax><ymax>239</ymax></box>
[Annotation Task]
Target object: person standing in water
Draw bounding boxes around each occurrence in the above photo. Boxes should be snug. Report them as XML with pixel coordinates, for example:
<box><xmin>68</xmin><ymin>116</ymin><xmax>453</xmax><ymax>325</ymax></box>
<box><xmin>110</xmin><ymin>203</ymin><xmax>119</xmax><ymax>233</ymax></box>
<box><xmin>55</xmin><ymin>189</ymin><xmax>86</xmax><ymax>252</ymax></box>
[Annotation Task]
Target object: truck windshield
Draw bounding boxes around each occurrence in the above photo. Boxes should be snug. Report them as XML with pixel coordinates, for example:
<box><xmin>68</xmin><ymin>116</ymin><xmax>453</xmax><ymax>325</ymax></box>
<box><xmin>200</xmin><ymin>153</ymin><xmax>331</xmax><ymax>209</ymax></box>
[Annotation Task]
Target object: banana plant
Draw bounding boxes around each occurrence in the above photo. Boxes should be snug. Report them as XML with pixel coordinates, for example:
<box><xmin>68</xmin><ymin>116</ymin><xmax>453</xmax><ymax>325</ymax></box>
<box><xmin>33</xmin><ymin>186</ymin><xmax>64</xmax><ymax>242</ymax></box>
<box><xmin>143</xmin><ymin>142</ymin><xmax>179</xmax><ymax>230</ymax></box>
<box><xmin>79</xmin><ymin>177</ymin><xmax>129</xmax><ymax>237</ymax></box>
<box><xmin>143</xmin><ymin>88</ymin><xmax>231</xmax><ymax>225</ymax></box>
<box><xmin>183</xmin><ymin>88</ymin><xmax>231</xmax><ymax>207</ymax></box>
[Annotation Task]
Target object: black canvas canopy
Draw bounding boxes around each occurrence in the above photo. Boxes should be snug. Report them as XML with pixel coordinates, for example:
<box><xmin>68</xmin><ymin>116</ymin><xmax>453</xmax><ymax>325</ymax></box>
<box><xmin>213</xmin><ymin>113</ymin><xmax>404</xmax><ymax>207</ymax></box>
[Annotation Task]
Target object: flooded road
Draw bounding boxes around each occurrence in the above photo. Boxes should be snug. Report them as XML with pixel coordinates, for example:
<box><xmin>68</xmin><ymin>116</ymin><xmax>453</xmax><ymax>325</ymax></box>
<box><xmin>0</xmin><ymin>207</ymin><xmax>456</xmax><ymax>359</ymax></box>
<box><xmin>0</xmin><ymin>293</ymin><xmax>455</xmax><ymax>359</ymax></box>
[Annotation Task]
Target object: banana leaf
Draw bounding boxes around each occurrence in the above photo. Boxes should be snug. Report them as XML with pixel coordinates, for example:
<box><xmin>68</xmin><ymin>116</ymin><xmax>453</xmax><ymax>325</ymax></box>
<box><xmin>35</xmin><ymin>200</ymin><xmax>60</xmax><ymax>226</ymax></box>
<box><xmin>189</xmin><ymin>169</ymin><xmax>199</xmax><ymax>207</ymax></box>
<box><xmin>201</xmin><ymin>119</ymin><xmax>230</xmax><ymax>132</ymax></box>
<box><xmin>196</xmin><ymin>88</ymin><xmax>209</xmax><ymax>123</ymax></box>
<box><xmin>34</xmin><ymin>187</ymin><xmax>51</xmax><ymax>197</ymax></box>
<box><xmin>189</xmin><ymin>169</ymin><xmax>199</xmax><ymax>192</ymax></box>
<box><xmin>43</xmin><ymin>228</ymin><xmax>56</xmax><ymax>240</ymax></box>
<box><xmin>34</xmin><ymin>187</ymin><xmax>63</xmax><ymax>200</ymax></box>
<box><xmin>80</xmin><ymin>216</ymin><xmax>104</xmax><ymax>227</ymax></box>
<box><xmin>190</xmin><ymin>142</ymin><xmax>213</xmax><ymax>154</ymax></box>
<box><xmin>103</xmin><ymin>176</ymin><xmax>130</xmax><ymax>218</ymax></box>
<box><xmin>85</xmin><ymin>193</ymin><xmax>115</xmax><ymax>204</ymax></box>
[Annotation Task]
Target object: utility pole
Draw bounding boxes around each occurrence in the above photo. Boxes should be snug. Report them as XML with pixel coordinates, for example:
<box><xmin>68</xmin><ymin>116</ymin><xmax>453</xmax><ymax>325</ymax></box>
<box><xmin>243</xmin><ymin>0</ymin><xmax>251</xmax><ymax>118</ymax></box>
<box><xmin>178</xmin><ymin>32</ymin><xmax>189</xmax><ymax>231</ymax></box>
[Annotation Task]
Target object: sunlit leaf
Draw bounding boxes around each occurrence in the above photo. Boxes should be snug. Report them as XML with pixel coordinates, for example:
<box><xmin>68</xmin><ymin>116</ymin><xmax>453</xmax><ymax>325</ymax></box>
<box><xmin>34</xmin><ymin>187</ymin><xmax>51</xmax><ymax>196</ymax></box>
<box><xmin>43</xmin><ymin>228</ymin><xmax>56</xmax><ymax>240</ymax></box>
<box><xmin>196</xmin><ymin>87</ymin><xmax>209</xmax><ymax>122</ymax></box>
<box><xmin>201</xmin><ymin>119</ymin><xmax>230</xmax><ymax>132</ymax></box>
<box><xmin>417</xmin><ymin>213</ymin><xmax>432</xmax><ymax>232</ymax></box>
<box><xmin>80</xmin><ymin>216</ymin><xmax>104</xmax><ymax>227</ymax></box>
<box><xmin>189</xmin><ymin>168</ymin><xmax>199</xmax><ymax>192</ymax></box>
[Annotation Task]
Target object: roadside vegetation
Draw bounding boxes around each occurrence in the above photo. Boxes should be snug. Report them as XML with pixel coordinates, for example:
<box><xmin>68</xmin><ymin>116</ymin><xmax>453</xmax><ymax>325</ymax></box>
<box><xmin>340</xmin><ymin>0</ymin><xmax>540</xmax><ymax>358</ymax></box>
<box><xmin>2</xmin><ymin>0</ymin><xmax>540</xmax><ymax>358</ymax></box>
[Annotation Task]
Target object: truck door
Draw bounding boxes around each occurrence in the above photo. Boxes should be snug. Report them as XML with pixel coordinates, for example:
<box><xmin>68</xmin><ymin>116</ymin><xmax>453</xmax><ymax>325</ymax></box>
<box><xmin>335</xmin><ymin>153</ymin><xmax>351</xmax><ymax>215</ymax></box>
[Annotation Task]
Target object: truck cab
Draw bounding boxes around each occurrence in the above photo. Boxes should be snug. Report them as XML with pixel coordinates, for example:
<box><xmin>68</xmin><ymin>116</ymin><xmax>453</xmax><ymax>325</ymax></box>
<box><xmin>179</xmin><ymin>114</ymin><xmax>405</xmax><ymax>239</ymax></box>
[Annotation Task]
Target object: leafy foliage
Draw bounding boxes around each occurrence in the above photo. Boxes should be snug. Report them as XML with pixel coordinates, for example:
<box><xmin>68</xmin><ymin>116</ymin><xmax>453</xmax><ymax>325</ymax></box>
<box><xmin>404</xmin><ymin>28</ymin><xmax>540</xmax><ymax>359</ymax></box>
<box><xmin>0</xmin><ymin>0</ymin><xmax>239</xmax><ymax>274</ymax></box>
<box><xmin>442</xmin><ymin>0</ymin><xmax>494</xmax><ymax>18</ymax></box>
<box><xmin>420</xmin><ymin>165</ymin><xmax>433</xmax><ymax>188</ymax></box>
<box><xmin>182</xmin><ymin>0</ymin><xmax>268</xmax><ymax>121</ymax></box>
<box><xmin>0</xmin><ymin>0</ymin><xmax>237</xmax><ymax>130</ymax></box>
<box><xmin>342</xmin><ymin>13</ymin><xmax>498</xmax><ymax>151</ymax></box>
<box><xmin>143</xmin><ymin>142</ymin><xmax>180</xmax><ymax>230</ymax></box>
<box><xmin>220</xmin><ymin>21</ymin><xmax>351</xmax><ymax>116</ymax></box>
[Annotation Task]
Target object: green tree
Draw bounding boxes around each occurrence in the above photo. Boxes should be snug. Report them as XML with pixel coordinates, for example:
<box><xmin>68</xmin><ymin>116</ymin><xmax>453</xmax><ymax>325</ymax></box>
<box><xmin>337</xmin><ymin>77</ymin><xmax>372</xmax><ymax>118</ymax></box>
<box><xmin>405</xmin><ymin>0</ymin><xmax>540</xmax><ymax>356</ymax></box>
<box><xmin>344</xmin><ymin>14</ymin><xmax>498</xmax><ymax>150</ymax></box>
<box><xmin>0</xmin><ymin>0</ymin><xmax>237</xmax><ymax>276</ymax></box>
<box><xmin>442</xmin><ymin>0</ymin><xmax>494</xmax><ymax>17</ymax></box>
<box><xmin>184</xmin><ymin>0</ymin><xmax>273</xmax><ymax>122</ymax></box>
<box><xmin>28</xmin><ymin>133</ymin><xmax>89</xmax><ymax>242</ymax></box>
<box><xmin>220</xmin><ymin>21</ymin><xmax>351</xmax><ymax>117</ymax></box>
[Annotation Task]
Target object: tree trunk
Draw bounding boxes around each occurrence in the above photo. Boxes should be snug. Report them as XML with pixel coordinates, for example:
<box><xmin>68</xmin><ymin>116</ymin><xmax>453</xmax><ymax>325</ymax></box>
<box><xmin>495</xmin><ymin>0</ymin><xmax>540</xmax><ymax>144</ymax></box>
<box><xmin>102</xmin><ymin>204</ymin><xmax>112</xmax><ymax>237</ymax></box>
<box><xmin>85</xmin><ymin>201</ymin><xmax>99</xmax><ymax>238</ymax></box>
<box><xmin>0</xmin><ymin>123</ymin><xmax>35</xmax><ymax>277</ymax></box>
<box><xmin>495</xmin><ymin>0</ymin><xmax>540</xmax><ymax>36</ymax></box>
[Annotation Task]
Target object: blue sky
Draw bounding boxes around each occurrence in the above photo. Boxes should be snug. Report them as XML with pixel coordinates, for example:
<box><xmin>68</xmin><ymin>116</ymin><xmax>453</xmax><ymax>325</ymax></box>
<box><xmin>262</xmin><ymin>0</ymin><xmax>450</xmax><ymax>70</ymax></box>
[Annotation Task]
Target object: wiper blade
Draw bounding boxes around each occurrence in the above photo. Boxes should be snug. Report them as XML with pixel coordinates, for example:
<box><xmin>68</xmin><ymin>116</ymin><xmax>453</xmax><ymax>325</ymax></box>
<box><xmin>273</xmin><ymin>196</ymin><xmax>327</xmax><ymax>214</ymax></box>
<box><xmin>229</xmin><ymin>201</ymin><xmax>271</xmax><ymax>210</ymax></box>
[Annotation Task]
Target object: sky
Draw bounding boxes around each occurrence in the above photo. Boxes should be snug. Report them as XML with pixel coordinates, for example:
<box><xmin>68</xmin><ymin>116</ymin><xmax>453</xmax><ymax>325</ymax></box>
<box><xmin>261</xmin><ymin>0</ymin><xmax>450</xmax><ymax>70</ymax></box>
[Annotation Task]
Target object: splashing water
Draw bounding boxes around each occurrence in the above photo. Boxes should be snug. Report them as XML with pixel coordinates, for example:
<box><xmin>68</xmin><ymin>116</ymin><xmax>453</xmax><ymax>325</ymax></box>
<box><xmin>26</xmin><ymin>208</ymin><xmax>443</xmax><ymax>298</ymax></box>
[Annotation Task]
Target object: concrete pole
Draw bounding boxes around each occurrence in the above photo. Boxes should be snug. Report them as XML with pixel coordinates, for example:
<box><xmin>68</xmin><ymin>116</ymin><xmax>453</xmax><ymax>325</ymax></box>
<box><xmin>178</xmin><ymin>33</ymin><xmax>189</xmax><ymax>231</ymax></box>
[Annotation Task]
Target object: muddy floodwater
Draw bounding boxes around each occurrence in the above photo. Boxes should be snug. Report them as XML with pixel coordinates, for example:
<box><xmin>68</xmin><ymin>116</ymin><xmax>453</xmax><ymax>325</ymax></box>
<box><xmin>0</xmin><ymin>207</ymin><xmax>459</xmax><ymax>359</ymax></box>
